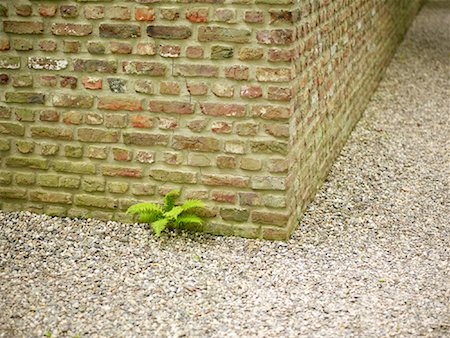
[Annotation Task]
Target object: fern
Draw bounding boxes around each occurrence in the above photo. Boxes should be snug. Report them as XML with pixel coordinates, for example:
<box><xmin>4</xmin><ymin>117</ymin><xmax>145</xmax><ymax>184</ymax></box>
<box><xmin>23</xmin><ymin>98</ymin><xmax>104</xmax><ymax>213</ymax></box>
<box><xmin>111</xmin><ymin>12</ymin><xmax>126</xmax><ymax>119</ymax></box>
<box><xmin>180</xmin><ymin>199</ymin><xmax>205</xmax><ymax>211</ymax></box>
<box><xmin>163</xmin><ymin>189</ymin><xmax>179</xmax><ymax>212</ymax></box>
<box><xmin>127</xmin><ymin>190</ymin><xmax>206</xmax><ymax>237</ymax></box>
<box><xmin>175</xmin><ymin>214</ymin><xmax>203</xmax><ymax>226</ymax></box>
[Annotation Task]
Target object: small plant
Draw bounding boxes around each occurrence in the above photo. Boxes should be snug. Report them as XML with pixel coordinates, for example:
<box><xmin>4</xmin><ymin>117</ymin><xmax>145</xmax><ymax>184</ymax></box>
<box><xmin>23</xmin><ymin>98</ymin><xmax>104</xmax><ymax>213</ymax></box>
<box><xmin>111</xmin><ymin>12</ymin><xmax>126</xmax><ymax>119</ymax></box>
<box><xmin>127</xmin><ymin>189</ymin><xmax>205</xmax><ymax>236</ymax></box>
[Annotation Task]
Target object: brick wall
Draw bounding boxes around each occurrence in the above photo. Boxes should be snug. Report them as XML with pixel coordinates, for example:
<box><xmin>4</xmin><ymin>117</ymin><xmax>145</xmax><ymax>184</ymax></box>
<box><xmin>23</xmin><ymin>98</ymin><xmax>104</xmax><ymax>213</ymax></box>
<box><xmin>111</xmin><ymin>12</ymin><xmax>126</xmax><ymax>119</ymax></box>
<box><xmin>0</xmin><ymin>0</ymin><xmax>423</xmax><ymax>239</ymax></box>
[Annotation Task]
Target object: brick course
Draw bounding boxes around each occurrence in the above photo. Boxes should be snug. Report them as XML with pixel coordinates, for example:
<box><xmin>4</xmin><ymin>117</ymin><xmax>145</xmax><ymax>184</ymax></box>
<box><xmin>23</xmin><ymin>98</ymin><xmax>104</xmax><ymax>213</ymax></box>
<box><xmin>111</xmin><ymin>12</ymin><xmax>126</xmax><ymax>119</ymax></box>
<box><xmin>0</xmin><ymin>0</ymin><xmax>423</xmax><ymax>239</ymax></box>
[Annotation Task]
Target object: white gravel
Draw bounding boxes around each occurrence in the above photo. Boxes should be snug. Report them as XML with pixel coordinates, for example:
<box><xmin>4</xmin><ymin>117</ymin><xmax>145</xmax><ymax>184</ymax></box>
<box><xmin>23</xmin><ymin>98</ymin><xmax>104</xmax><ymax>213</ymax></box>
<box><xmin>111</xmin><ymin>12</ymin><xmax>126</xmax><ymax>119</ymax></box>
<box><xmin>1</xmin><ymin>1</ymin><xmax>449</xmax><ymax>337</ymax></box>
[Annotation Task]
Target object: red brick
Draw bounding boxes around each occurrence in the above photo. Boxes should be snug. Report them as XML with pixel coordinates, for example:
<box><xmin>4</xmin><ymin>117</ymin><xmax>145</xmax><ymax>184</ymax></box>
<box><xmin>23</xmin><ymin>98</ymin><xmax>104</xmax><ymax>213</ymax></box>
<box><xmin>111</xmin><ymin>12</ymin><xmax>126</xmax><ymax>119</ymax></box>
<box><xmin>240</xmin><ymin>85</ymin><xmax>263</xmax><ymax>99</ymax></box>
<box><xmin>101</xmin><ymin>165</ymin><xmax>142</xmax><ymax>178</ymax></box>
<box><xmin>224</xmin><ymin>65</ymin><xmax>249</xmax><ymax>81</ymax></box>
<box><xmin>200</xmin><ymin>103</ymin><xmax>246</xmax><ymax>117</ymax></box>
<box><xmin>186</xmin><ymin>8</ymin><xmax>208</xmax><ymax>23</ymax></box>
<box><xmin>251</xmin><ymin>211</ymin><xmax>288</xmax><ymax>226</ymax></box>
<box><xmin>211</xmin><ymin>191</ymin><xmax>236</xmax><ymax>204</ymax></box>
<box><xmin>130</xmin><ymin>114</ymin><xmax>153</xmax><ymax>128</ymax></box>
<box><xmin>186</xmin><ymin>46</ymin><xmax>204</xmax><ymax>59</ymax></box>
<box><xmin>251</xmin><ymin>105</ymin><xmax>291</xmax><ymax>120</ymax></box>
<box><xmin>201</xmin><ymin>174</ymin><xmax>249</xmax><ymax>188</ymax></box>
<box><xmin>211</xmin><ymin>121</ymin><xmax>232</xmax><ymax>134</ymax></box>
<box><xmin>39</xmin><ymin>5</ymin><xmax>57</xmax><ymax>17</ymax></box>
<box><xmin>135</xmin><ymin>7</ymin><xmax>155</xmax><ymax>21</ymax></box>
<box><xmin>98</xmin><ymin>97</ymin><xmax>143</xmax><ymax>111</ymax></box>
<box><xmin>82</xmin><ymin>77</ymin><xmax>102</xmax><ymax>90</ymax></box>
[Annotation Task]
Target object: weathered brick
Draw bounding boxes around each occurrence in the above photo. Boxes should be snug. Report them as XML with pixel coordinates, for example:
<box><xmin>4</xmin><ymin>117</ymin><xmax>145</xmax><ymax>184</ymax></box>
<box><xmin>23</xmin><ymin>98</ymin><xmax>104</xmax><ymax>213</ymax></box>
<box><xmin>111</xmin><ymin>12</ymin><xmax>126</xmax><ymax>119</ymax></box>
<box><xmin>5</xmin><ymin>92</ymin><xmax>45</xmax><ymax>104</ymax></box>
<box><xmin>160</xmin><ymin>81</ymin><xmax>180</xmax><ymax>95</ymax></box>
<box><xmin>15</xmin><ymin>4</ymin><xmax>32</xmax><ymax>16</ymax></box>
<box><xmin>201</xmin><ymin>174</ymin><xmax>249</xmax><ymax>188</ymax></box>
<box><xmin>251</xmin><ymin>176</ymin><xmax>287</xmax><ymax>191</ymax></box>
<box><xmin>250</xmin><ymin>140</ymin><xmax>288</xmax><ymax>155</ymax></box>
<box><xmin>15</xmin><ymin>173</ymin><xmax>35</xmax><ymax>186</ymax></box>
<box><xmin>107</xmin><ymin>181</ymin><xmax>129</xmax><ymax>194</ymax></box>
<box><xmin>6</xmin><ymin>156</ymin><xmax>48</xmax><ymax>170</ymax></box>
<box><xmin>244</xmin><ymin>10</ymin><xmax>264</xmax><ymax>23</ymax></box>
<box><xmin>0</xmin><ymin>56</ymin><xmax>20</xmax><ymax>69</ymax></box>
<box><xmin>149</xmin><ymin>101</ymin><xmax>194</xmax><ymax>114</ymax></box>
<box><xmin>240</xmin><ymin>85</ymin><xmax>263</xmax><ymax>99</ymax></box>
<box><xmin>77</xmin><ymin>128</ymin><xmax>120</xmax><ymax>143</ymax></box>
<box><xmin>172</xmin><ymin>136</ymin><xmax>220</xmax><ymax>152</ymax></box>
<box><xmin>60</xmin><ymin>76</ymin><xmax>77</xmax><ymax>89</ymax></box>
<box><xmin>97</xmin><ymin>97</ymin><xmax>142</xmax><ymax>111</ymax></box>
<box><xmin>87</xmin><ymin>41</ymin><xmax>105</xmax><ymax>54</ymax></box>
<box><xmin>53</xmin><ymin>94</ymin><xmax>93</xmax><ymax>108</ymax></box>
<box><xmin>39</xmin><ymin>5</ymin><xmax>57</xmax><ymax>17</ymax></box>
<box><xmin>159</xmin><ymin>45</ymin><xmax>181</xmax><ymax>58</ymax></box>
<box><xmin>174</xmin><ymin>64</ymin><xmax>218</xmax><ymax>78</ymax></box>
<box><xmin>101</xmin><ymin>165</ymin><xmax>142</xmax><ymax>178</ymax></box>
<box><xmin>40</xmin><ymin>143</ymin><xmax>59</xmax><ymax>156</ymax></box>
<box><xmin>224</xmin><ymin>65</ymin><xmax>249</xmax><ymax>81</ymax></box>
<box><xmin>28</xmin><ymin>57</ymin><xmax>68</xmax><ymax>71</ymax></box>
<box><xmin>100</xmin><ymin>24</ymin><xmax>140</xmax><ymax>38</ymax></box>
<box><xmin>82</xmin><ymin>177</ymin><xmax>105</xmax><ymax>192</ymax></box>
<box><xmin>256</xmin><ymin>67</ymin><xmax>292</xmax><ymax>82</ymax></box>
<box><xmin>220</xmin><ymin>208</ymin><xmax>249</xmax><ymax>222</ymax></box>
<box><xmin>131</xmin><ymin>183</ymin><xmax>155</xmax><ymax>196</ymax></box>
<box><xmin>188</xmin><ymin>153</ymin><xmax>211</xmax><ymax>167</ymax></box>
<box><xmin>268</xmin><ymin>86</ymin><xmax>292</xmax><ymax>101</ymax></box>
<box><xmin>267</xmin><ymin>158</ymin><xmax>289</xmax><ymax>173</ymax></box>
<box><xmin>147</xmin><ymin>26</ymin><xmax>191</xmax><ymax>39</ymax></box>
<box><xmin>198</xmin><ymin>26</ymin><xmax>250</xmax><ymax>43</ymax></box>
<box><xmin>75</xmin><ymin>194</ymin><xmax>117</xmax><ymax>210</ymax></box>
<box><xmin>74</xmin><ymin>59</ymin><xmax>117</xmax><ymax>73</ymax></box>
<box><xmin>59</xmin><ymin>176</ymin><xmax>80</xmax><ymax>189</ymax></box>
<box><xmin>107</xmin><ymin>5</ymin><xmax>130</xmax><ymax>20</ymax></box>
<box><xmin>4</xmin><ymin>21</ymin><xmax>44</xmax><ymax>34</ymax></box>
<box><xmin>14</xmin><ymin>108</ymin><xmax>34</xmax><ymax>122</ymax></box>
<box><xmin>52</xmin><ymin>23</ymin><xmax>92</xmax><ymax>36</ymax></box>
<box><xmin>251</xmin><ymin>105</ymin><xmax>292</xmax><ymax>120</ymax></box>
<box><xmin>107</xmin><ymin>77</ymin><xmax>127</xmax><ymax>93</ymax></box>
<box><xmin>186</xmin><ymin>8</ymin><xmax>208</xmax><ymax>23</ymax></box>
<box><xmin>0</xmin><ymin>171</ymin><xmax>12</xmax><ymax>185</ymax></box>
<box><xmin>149</xmin><ymin>169</ymin><xmax>197</xmax><ymax>184</ymax></box>
<box><xmin>251</xmin><ymin>210</ymin><xmax>288</xmax><ymax>226</ymax></box>
<box><xmin>122</xmin><ymin>61</ymin><xmax>166</xmax><ymax>76</ymax></box>
<box><xmin>39</xmin><ymin>110</ymin><xmax>59</xmax><ymax>122</ymax></box>
<box><xmin>0</xmin><ymin>122</ymin><xmax>25</xmax><ymax>136</ymax></box>
<box><xmin>13</xmin><ymin>38</ymin><xmax>32</xmax><ymax>51</ymax></box>
<box><xmin>256</xmin><ymin>29</ymin><xmax>295</xmax><ymax>45</ymax></box>
<box><xmin>82</xmin><ymin>77</ymin><xmax>102</xmax><ymax>90</ymax></box>
<box><xmin>264</xmin><ymin>123</ymin><xmax>289</xmax><ymax>138</ymax></box>
<box><xmin>123</xmin><ymin>132</ymin><xmax>169</xmax><ymax>146</ymax></box>
<box><xmin>240</xmin><ymin>157</ymin><xmax>262</xmax><ymax>171</ymax></box>
<box><xmin>112</xmin><ymin>147</ymin><xmax>132</xmax><ymax>161</ymax></box>
<box><xmin>215</xmin><ymin>8</ymin><xmax>235</xmax><ymax>23</ymax></box>
<box><xmin>53</xmin><ymin>160</ymin><xmax>95</xmax><ymax>175</ymax></box>
<box><xmin>130</xmin><ymin>114</ymin><xmax>153</xmax><ymax>128</ymax></box>
<box><xmin>224</xmin><ymin>141</ymin><xmax>246</xmax><ymax>154</ymax></box>
<box><xmin>84</xmin><ymin>5</ymin><xmax>104</xmax><ymax>19</ymax></box>
<box><xmin>0</xmin><ymin>187</ymin><xmax>27</xmax><ymax>199</ymax></box>
<box><xmin>135</xmin><ymin>7</ymin><xmax>155</xmax><ymax>21</ymax></box>
<box><xmin>135</xmin><ymin>80</ymin><xmax>154</xmax><ymax>94</ymax></box>
<box><xmin>160</xmin><ymin>8</ymin><xmax>180</xmax><ymax>20</ymax></box>
<box><xmin>30</xmin><ymin>191</ymin><xmax>72</xmax><ymax>204</ymax></box>
<box><xmin>64</xmin><ymin>145</ymin><xmax>83</xmax><ymax>158</ymax></box>
<box><xmin>87</xmin><ymin>146</ymin><xmax>107</xmax><ymax>160</ymax></box>
<box><xmin>136</xmin><ymin>42</ymin><xmax>156</xmax><ymax>55</ymax></box>
<box><xmin>60</xmin><ymin>5</ymin><xmax>79</xmax><ymax>18</ymax></box>
<box><xmin>211</xmin><ymin>191</ymin><xmax>236</xmax><ymax>204</ymax></box>
<box><xmin>200</xmin><ymin>103</ymin><xmax>245</xmax><ymax>117</ymax></box>
<box><xmin>110</xmin><ymin>42</ymin><xmax>132</xmax><ymax>54</ymax></box>
<box><xmin>216</xmin><ymin>155</ymin><xmax>236</xmax><ymax>168</ymax></box>
<box><xmin>186</xmin><ymin>46</ymin><xmax>204</xmax><ymax>59</ymax></box>
<box><xmin>16</xmin><ymin>140</ymin><xmax>34</xmax><ymax>154</ymax></box>
<box><xmin>135</xmin><ymin>150</ymin><xmax>155</xmax><ymax>164</ymax></box>
<box><xmin>186</xmin><ymin>82</ymin><xmax>208</xmax><ymax>96</ymax></box>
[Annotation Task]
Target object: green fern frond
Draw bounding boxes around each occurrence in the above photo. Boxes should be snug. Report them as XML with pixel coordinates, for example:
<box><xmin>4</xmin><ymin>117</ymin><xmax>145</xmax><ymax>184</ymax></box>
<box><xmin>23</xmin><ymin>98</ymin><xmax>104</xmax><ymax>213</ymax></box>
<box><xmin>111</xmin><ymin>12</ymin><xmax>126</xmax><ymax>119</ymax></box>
<box><xmin>139</xmin><ymin>211</ymin><xmax>162</xmax><ymax>224</ymax></box>
<box><xmin>151</xmin><ymin>218</ymin><xmax>169</xmax><ymax>236</ymax></box>
<box><xmin>126</xmin><ymin>202</ymin><xmax>163</xmax><ymax>215</ymax></box>
<box><xmin>175</xmin><ymin>214</ymin><xmax>204</xmax><ymax>226</ymax></box>
<box><xmin>181</xmin><ymin>199</ymin><xmax>205</xmax><ymax>211</ymax></box>
<box><xmin>164</xmin><ymin>206</ymin><xmax>184</xmax><ymax>220</ymax></box>
<box><xmin>163</xmin><ymin>189</ymin><xmax>180</xmax><ymax>211</ymax></box>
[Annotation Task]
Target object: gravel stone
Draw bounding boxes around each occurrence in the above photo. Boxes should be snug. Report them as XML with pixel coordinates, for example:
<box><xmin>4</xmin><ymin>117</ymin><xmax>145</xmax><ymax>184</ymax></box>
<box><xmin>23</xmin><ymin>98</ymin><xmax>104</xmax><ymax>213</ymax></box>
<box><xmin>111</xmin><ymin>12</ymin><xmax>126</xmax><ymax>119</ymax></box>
<box><xmin>0</xmin><ymin>2</ymin><xmax>449</xmax><ymax>337</ymax></box>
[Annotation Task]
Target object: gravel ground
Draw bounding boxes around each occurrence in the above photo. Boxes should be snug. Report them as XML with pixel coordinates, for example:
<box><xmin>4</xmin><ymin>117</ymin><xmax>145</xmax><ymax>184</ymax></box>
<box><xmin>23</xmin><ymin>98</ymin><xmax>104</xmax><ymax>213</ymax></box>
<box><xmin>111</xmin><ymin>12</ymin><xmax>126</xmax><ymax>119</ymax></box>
<box><xmin>1</xmin><ymin>2</ymin><xmax>449</xmax><ymax>337</ymax></box>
